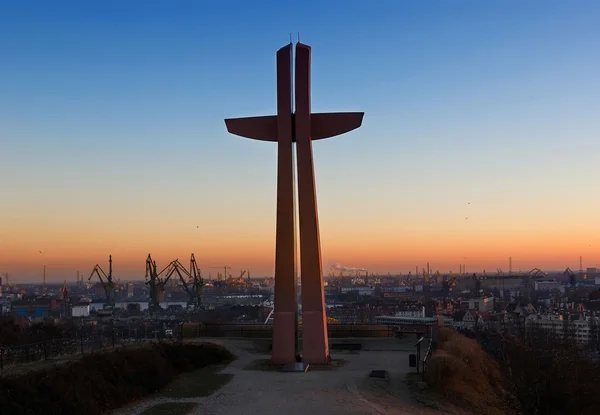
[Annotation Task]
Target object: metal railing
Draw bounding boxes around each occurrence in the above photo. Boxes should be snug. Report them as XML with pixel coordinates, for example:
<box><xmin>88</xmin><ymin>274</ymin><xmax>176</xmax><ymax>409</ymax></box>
<box><xmin>1</xmin><ymin>323</ymin><xmax>396</xmax><ymax>371</ymax></box>
<box><xmin>180</xmin><ymin>323</ymin><xmax>395</xmax><ymax>339</ymax></box>
<box><xmin>421</xmin><ymin>337</ymin><xmax>434</xmax><ymax>381</ymax></box>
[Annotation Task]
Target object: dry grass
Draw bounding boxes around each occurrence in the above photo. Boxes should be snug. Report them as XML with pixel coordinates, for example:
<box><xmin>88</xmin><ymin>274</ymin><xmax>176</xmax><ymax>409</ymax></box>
<box><xmin>425</xmin><ymin>328</ymin><xmax>516</xmax><ymax>415</ymax></box>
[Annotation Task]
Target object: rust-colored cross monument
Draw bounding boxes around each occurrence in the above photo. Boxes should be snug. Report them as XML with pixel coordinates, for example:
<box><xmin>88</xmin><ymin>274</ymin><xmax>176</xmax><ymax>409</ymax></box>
<box><xmin>224</xmin><ymin>42</ymin><xmax>363</xmax><ymax>365</ymax></box>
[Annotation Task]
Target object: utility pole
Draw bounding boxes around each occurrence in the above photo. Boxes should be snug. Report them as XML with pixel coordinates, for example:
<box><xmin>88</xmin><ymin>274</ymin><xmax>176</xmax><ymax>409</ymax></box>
<box><xmin>43</xmin><ymin>265</ymin><xmax>46</xmax><ymax>296</ymax></box>
<box><xmin>509</xmin><ymin>257</ymin><xmax>512</xmax><ymax>275</ymax></box>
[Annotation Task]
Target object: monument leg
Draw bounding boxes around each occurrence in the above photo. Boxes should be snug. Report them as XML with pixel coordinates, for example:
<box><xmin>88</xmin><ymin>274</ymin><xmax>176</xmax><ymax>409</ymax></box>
<box><xmin>271</xmin><ymin>44</ymin><xmax>297</xmax><ymax>365</ymax></box>
<box><xmin>295</xmin><ymin>43</ymin><xmax>330</xmax><ymax>364</ymax></box>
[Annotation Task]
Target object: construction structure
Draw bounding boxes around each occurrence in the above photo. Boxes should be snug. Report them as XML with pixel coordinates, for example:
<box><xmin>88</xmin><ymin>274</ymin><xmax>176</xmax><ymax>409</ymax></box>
<box><xmin>144</xmin><ymin>254</ymin><xmax>172</xmax><ymax>314</ymax></box>
<box><xmin>166</xmin><ymin>254</ymin><xmax>205</xmax><ymax>309</ymax></box>
<box><xmin>225</xmin><ymin>42</ymin><xmax>363</xmax><ymax>364</ymax></box>
<box><xmin>145</xmin><ymin>253</ymin><xmax>206</xmax><ymax>313</ymax></box>
<box><xmin>88</xmin><ymin>255</ymin><xmax>116</xmax><ymax>308</ymax></box>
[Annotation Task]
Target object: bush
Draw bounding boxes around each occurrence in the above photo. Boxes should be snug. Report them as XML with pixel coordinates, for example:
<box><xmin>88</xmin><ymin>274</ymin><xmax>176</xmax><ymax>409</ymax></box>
<box><xmin>0</xmin><ymin>342</ymin><xmax>234</xmax><ymax>415</ymax></box>
<box><xmin>425</xmin><ymin>328</ymin><xmax>516</xmax><ymax>414</ymax></box>
<box><xmin>502</xmin><ymin>330</ymin><xmax>600</xmax><ymax>415</ymax></box>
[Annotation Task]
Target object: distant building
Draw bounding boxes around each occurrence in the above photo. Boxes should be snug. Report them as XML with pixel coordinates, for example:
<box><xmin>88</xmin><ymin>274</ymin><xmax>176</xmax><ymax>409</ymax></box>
<box><xmin>526</xmin><ymin>313</ymin><xmax>600</xmax><ymax>345</ymax></box>
<box><xmin>468</xmin><ymin>297</ymin><xmax>494</xmax><ymax>312</ymax></box>
<box><xmin>127</xmin><ymin>282</ymin><xmax>135</xmax><ymax>298</ymax></box>
<box><xmin>394</xmin><ymin>306</ymin><xmax>425</xmax><ymax>318</ymax></box>
<box><xmin>72</xmin><ymin>301</ymin><xmax>91</xmax><ymax>318</ymax></box>
<box><xmin>380</xmin><ymin>286</ymin><xmax>411</xmax><ymax>293</ymax></box>
<box><xmin>589</xmin><ymin>268</ymin><xmax>599</xmax><ymax>285</ymax></box>
<box><xmin>11</xmin><ymin>297</ymin><xmax>60</xmax><ymax>319</ymax></box>
<box><xmin>534</xmin><ymin>280</ymin><xmax>563</xmax><ymax>292</ymax></box>
<box><xmin>340</xmin><ymin>286</ymin><xmax>374</xmax><ymax>296</ymax></box>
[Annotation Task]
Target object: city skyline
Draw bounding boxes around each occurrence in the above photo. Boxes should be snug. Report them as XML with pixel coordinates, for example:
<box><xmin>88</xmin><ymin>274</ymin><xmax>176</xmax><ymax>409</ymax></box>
<box><xmin>2</xmin><ymin>1</ymin><xmax>600</xmax><ymax>281</ymax></box>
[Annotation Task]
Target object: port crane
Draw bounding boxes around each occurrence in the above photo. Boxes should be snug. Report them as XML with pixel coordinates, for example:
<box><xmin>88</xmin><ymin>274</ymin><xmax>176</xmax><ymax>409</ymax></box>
<box><xmin>88</xmin><ymin>255</ymin><xmax>116</xmax><ymax>308</ymax></box>
<box><xmin>189</xmin><ymin>253</ymin><xmax>205</xmax><ymax>294</ymax></box>
<box><xmin>564</xmin><ymin>267</ymin><xmax>577</xmax><ymax>287</ymax></box>
<box><xmin>442</xmin><ymin>275</ymin><xmax>457</xmax><ymax>298</ymax></box>
<box><xmin>145</xmin><ymin>254</ymin><xmax>174</xmax><ymax>314</ymax></box>
<box><xmin>208</xmin><ymin>266</ymin><xmax>231</xmax><ymax>281</ymax></box>
<box><xmin>165</xmin><ymin>254</ymin><xmax>205</xmax><ymax>309</ymax></box>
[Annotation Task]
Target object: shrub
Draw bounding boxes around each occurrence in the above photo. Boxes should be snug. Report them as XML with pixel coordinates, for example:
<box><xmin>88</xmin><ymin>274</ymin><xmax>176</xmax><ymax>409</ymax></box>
<box><xmin>425</xmin><ymin>328</ymin><xmax>516</xmax><ymax>414</ymax></box>
<box><xmin>0</xmin><ymin>342</ymin><xmax>234</xmax><ymax>415</ymax></box>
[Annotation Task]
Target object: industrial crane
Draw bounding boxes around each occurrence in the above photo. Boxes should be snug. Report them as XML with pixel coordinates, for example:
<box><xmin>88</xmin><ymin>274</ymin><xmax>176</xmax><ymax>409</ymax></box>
<box><xmin>60</xmin><ymin>280</ymin><xmax>68</xmax><ymax>299</ymax></box>
<box><xmin>145</xmin><ymin>254</ymin><xmax>175</xmax><ymax>314</ymax></box>
<box><xmin>563</xmin><ymin>267</ymin><xmax>577</xmax><ymax>287</ymax></box>
<box><xmin>526</xmin><ymin>268</ymin><xmax>546</xmax><ymax>278</ymax></box>
<box><xmin>208</xmin><ymin>266</ymin><xmax>231</xmax><ymax>281</ymax></box>
<box><xmin>442</xmin><ymin>276</ymin><xmax>457</xmax><ymax>298</ymax></box>
<box><xmin>189</xmin><ymin>253</ymin><xmax>205</xmax><ymax>299</ymax></box>
<box><xmin>165</xmin><ymin>254</ymin><xmax>205</xmax><ymax>309</ymax></box>
<box><xmin>88</xmin><ymin>255</ymin><xmax>116</xmax><ymax>308</ymax></box>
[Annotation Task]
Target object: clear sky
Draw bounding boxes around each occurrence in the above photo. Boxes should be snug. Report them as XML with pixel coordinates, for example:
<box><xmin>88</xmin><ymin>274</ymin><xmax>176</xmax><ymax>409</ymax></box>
<box><xmin>1</xmin><ymin>0</ymin><xmax>599</xmax><ymax>282</ymax></box>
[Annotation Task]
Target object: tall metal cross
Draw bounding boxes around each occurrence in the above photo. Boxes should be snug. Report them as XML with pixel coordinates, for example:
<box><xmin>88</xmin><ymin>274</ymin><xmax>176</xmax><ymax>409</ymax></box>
<box><xmin>225</xmin><ymin>42</ymin><xmax>363</xmax><ymax>364</ymax></box>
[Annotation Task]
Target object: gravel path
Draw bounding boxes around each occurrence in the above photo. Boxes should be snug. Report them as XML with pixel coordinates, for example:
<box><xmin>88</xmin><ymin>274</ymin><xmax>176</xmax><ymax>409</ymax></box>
<box><xmin>110</xmin><ymin>339</ymin><xmax>451</xmax><ymax>415</ymax></box>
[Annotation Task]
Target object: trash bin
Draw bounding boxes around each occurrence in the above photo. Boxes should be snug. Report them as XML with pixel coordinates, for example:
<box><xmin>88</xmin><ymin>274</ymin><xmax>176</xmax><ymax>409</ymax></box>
<box><xmin>409</xmin><ymin>353</ymin><xmax>417</xmax><ymax>367</ymax></box>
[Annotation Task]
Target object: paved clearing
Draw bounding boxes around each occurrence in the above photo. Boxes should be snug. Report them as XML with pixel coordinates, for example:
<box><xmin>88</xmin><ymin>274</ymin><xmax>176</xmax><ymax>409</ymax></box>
<box><xmin>112</xmin><ymin>338</ymin><xmax>467</xmax><ymax>415</ymax></box>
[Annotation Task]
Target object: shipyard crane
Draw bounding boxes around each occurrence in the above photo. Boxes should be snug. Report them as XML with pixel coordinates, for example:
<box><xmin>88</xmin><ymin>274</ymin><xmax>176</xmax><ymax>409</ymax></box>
<box><xmin>471</xmin><ymin>273</ymin><xmax>485</xmax><ymax>295</ymax></box>
<box><xmin>522</xmin><ymin>268</ymin><xmax>546</xmax><ymax>303</ymax></box>
<box><xmin>526</xmin><ymin>268</ymin><xmax>546</xmax><ymax>278</ymax></box>
<box><xmin>60</xmin><ymin>280</ymin><xmax>68</xmax><ymax>299</ymax></box>
<box><xmin>208</xmin><ymin>265</ymin><xmax>231</xmax><ymax>281</ymax></box>
<box><xmin>88</xmin><ymin>255</ymin><xmax>116</xmax><ymax>308</ymax></box>
<box><xmin>189</xmin><ymin>253</ymin><xmax>205</xmax><ymax>301</ymax></box>
<box><xmin>145</xmin><ymin>254</ymin><xmax>176</xmax><ymax>314</ymax></box>
<box><xmin>165</xmin><ymin>255</ymin><xmax>205</xmax><ymax>309</ymax></box>
<box><xmin>442</xmin><ymin>275</ymin><xmax>457</xmax><ymax>297</ymax></box>
<box><xmin>564</xmin><ymin>267</ymin><xmax>577</xmax><ymax>287</ymax></box>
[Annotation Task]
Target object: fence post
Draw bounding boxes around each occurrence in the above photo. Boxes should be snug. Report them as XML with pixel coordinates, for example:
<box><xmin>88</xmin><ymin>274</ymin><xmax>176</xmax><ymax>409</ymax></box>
<box><xmin>43</xmin><ymin>341</ymin><xmax>48</xmax><ymax>360</ymax></box>
<box><xmin>80</xmin><ymin>335</ymin><xmax>84</xmax><ymax>354</ymax></box>
<box><xmin>112</xmin><ymin>330</ymin><xmax>115</xmax><ymax>348</ymax></box>
<box><xmin>1</xmin><ymin>347</ymin><xmax>3</xmax><ymax>370</ymax></box>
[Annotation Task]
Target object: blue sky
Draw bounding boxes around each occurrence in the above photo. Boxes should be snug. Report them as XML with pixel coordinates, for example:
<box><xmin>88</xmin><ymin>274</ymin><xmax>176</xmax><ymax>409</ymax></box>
<box><xmin>1</xmin><ymin>0</ymin><xmax>600</xmax><ymax>279</ymax></box>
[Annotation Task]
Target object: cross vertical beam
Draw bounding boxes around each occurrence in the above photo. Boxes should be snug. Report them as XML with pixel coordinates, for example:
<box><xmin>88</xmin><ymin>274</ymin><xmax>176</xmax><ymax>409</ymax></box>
<box><xmin>271</xmin><ymin>44</ymin><xmax>298</xmax><ymax>364</ymax></box>
<box><xmin>295</xmin><ymin>43</ymin><xmax>329</xmax><ymax>364</ymax></box>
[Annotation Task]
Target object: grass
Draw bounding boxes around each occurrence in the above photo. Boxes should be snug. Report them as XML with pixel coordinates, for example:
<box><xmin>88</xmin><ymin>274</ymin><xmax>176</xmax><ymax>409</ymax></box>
<box><xmin>404</xmin><ymin>372</ymin><xmax>445</xmax><ymax>411</ymax></box>
<box><xmin>160</xmin><ymin>364</ymin><xmax>234</xmax><ymax>398</ymax></box>
<box><xmin>140</xmin><ymin>402</ymin><xmax>198</xmax><ymax>415</ymax></box>
<box><xmin>243</xmin><ymin>358</ymin><xmax>349</xmax><ymax>371</ymax></box>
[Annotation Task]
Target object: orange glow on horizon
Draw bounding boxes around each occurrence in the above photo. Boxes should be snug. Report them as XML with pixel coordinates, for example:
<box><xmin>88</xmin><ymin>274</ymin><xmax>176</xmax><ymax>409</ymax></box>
<box><xmin>2</xmin><ymin>224</ymin><xmax>597</xmax><ymax>282</ymax></box>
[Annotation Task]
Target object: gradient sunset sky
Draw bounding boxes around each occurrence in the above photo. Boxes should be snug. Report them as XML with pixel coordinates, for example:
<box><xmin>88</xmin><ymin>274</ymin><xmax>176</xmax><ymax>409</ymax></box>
<box><xmin>1</xmin><ymin>0</ymin><xmax>599</xmax><ymax>282</ymax></box>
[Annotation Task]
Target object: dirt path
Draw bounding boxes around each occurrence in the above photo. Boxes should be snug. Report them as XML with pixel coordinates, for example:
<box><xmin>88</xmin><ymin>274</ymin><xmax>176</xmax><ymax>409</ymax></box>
<box><xmin>111</xmin><ymin>339</ymin><xmax>454</xmax><ymax>415</ymax></box>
